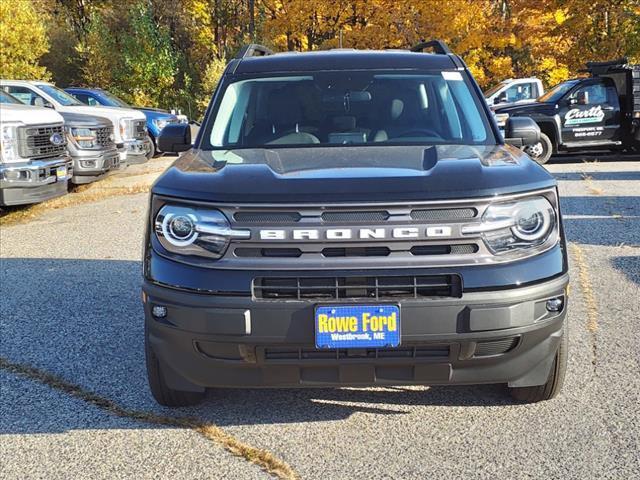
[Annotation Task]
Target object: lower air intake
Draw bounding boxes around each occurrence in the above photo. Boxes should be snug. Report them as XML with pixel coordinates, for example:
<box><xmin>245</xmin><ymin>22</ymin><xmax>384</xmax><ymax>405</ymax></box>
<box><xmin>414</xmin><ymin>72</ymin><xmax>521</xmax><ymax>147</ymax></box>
<box><xmin>253</xmin><ymin>274</ymin><xmax>462</xmax><ymax>300</ymax></box>
<box><xmin>474</xmin><ymin>337</ymin><xmax>519</xmax><ymax>357</ymax></box>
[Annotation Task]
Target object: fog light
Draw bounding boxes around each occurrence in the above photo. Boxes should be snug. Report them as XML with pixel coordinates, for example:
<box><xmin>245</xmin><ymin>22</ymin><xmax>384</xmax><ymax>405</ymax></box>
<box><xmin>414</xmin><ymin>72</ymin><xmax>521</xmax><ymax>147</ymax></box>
<box><xmin>152</xmin><ymin>305</ymin><xmax>167</xmax><ymax>318</ymax></box>
<box><xmin>4</xmin><ymin>170</ymin><xmax>28</xmax><ymax>181</ymax></box>
<box><xmin>546</xmin><ymin>297</ymin><xmax>563</xmax><ymax>312</ymax></box>
<box><xmin>80</xmin><ymin>160</ymin><xmax>97</xmax><ymax>168</ymax></box>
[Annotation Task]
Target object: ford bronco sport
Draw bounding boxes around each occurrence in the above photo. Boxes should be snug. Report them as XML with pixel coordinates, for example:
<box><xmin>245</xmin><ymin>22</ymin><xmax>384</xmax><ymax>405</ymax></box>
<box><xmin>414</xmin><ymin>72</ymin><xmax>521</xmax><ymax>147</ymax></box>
<box><xmin>143</xmin><ymin>41</ymin><xmax>569</xmax><ymax>406</ymax></box>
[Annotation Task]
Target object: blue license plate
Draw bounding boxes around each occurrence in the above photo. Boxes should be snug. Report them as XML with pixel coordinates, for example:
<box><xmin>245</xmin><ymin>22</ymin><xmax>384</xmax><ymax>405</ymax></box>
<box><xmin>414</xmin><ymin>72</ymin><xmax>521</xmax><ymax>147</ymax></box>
<box><xmin>315</xmin><ymin>304</ymin><xmax>401</xmax><ymax>349</ymax></box>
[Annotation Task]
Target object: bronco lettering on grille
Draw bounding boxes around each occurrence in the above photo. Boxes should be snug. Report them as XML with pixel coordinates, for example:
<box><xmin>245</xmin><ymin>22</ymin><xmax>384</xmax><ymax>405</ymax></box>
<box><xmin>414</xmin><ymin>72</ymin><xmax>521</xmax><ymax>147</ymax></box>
<box><xmin>258</xmin><ymin>227</ymin><xmax>453</xmax><ymax>241</ymax></box>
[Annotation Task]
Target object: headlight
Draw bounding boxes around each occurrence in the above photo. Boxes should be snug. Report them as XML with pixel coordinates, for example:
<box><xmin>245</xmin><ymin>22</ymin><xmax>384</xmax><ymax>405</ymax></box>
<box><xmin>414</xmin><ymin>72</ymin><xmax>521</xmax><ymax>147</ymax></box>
<box><xmin>154</xmin><ymin>204</ymin><xmax>250</xmax><ymax>260</ymax></box>
<box><xmin>68</xmin><ymin>127</ymin><xmax>97</xmax><ymax>148</ymax></box>
<box><xmin>152</xmin><ymin>118</ymin><xmax>169</xmax><ymax>131</ymax></box>
<box><xmin>494</xmin><ymin>113</ymin><xmax>509</xmax><ymax>128</ymax></box>
<box><xmin>119</xmin><ymin>118</ymin><xmax>130</xmax><ymax>139</ymax></box>
<box><xmin>0</xmin><ymin>123</ymin><xmax>21</xmax><ymax>163</ymax></box>
<box><xmin>462</xmin><ymin>196</ymin><xmax>557</xmax><ymax>255</ymax></box>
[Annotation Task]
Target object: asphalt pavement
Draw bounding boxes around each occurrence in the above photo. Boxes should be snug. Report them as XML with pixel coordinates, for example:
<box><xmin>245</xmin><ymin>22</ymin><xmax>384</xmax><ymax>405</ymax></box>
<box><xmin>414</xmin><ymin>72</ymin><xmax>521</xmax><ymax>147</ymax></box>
<box><xmin>1</xmin><ymin>153</ymin><xmax>639</xmax><ymax>479</ymax></box>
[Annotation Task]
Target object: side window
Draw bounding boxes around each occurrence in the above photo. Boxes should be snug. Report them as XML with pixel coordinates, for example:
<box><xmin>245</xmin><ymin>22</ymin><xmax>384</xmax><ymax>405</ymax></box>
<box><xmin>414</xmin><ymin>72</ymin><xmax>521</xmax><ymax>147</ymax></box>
<box><xmin>504</xmin><ymin>83</ymin><xmax>534</xmax><ymax>102</ymax></box>
<box><xmin>73</xmin><ymin>93</ymin><xmax>100</xmax><ymax>106</ymax></box>
<box><xmin>571</xmin><ymin>82</ymin><xmax>608</xmax><ymax>105</ymax></box>
<box><xmin>4</xmin><ymin>86</ymin><xmax>46</xmax><ymax>106</ymax></box>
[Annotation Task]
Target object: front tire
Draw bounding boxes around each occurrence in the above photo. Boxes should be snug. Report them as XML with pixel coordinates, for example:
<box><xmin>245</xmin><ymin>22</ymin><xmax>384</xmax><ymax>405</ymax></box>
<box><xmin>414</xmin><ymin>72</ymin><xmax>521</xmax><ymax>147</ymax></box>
<box><xmin>524</xmin><ymin>132</ymin><xmax>553</xmax><ymax>164</ymax></box>
<box><xmin>509</xmin><ymin>323</ymin><xmax>568</xmax><ymax>403</ymax></box>
<box><xmin>145</xmin><ymin>333</ymin><xmax>205</xmax><ymax>407</ymax></box>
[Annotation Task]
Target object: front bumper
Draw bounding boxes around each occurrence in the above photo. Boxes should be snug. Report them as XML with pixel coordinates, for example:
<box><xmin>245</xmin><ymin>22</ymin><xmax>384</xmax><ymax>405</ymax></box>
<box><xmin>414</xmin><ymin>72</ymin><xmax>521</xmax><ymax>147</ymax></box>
<box><xmin>121</xmin><ymin>137</ymin><xmax>151</xmax><ymax>165</ymax></box>
<box><xmin>143</xmin><ymin>273</ymin><xmax>569</xmax><ymax>391</ymax></box>
<box><xmin>71</xmin><ymin>148</ymin><xmax>121</xmax><ymax>184</ymax></box>
<box><xmin>0</xmin><ymin>157</ymin><xmax>72</xmax><ymax>206</ymax></box>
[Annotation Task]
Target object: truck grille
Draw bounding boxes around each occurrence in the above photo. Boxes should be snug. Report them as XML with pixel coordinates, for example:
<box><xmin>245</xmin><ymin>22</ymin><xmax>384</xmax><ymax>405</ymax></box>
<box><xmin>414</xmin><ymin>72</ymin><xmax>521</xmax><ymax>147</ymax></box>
<box><xmin>18</xmin><ymin>124</ymin><xmax>66</xmax><ymax>159</ymax></box>
<box><xmin>95</xmin><ymin>126</ymin><xmax>115</xmax><ymax>147</ymax></box>
<box><xmin>124</xmin><ymin>119</ymin><xmax>147</xmax><ymax>140</ymax></box>
<box><xmin>253</xmin><ymin>274</ymin><xmax>462</xmax><ymax>300</ymax></box>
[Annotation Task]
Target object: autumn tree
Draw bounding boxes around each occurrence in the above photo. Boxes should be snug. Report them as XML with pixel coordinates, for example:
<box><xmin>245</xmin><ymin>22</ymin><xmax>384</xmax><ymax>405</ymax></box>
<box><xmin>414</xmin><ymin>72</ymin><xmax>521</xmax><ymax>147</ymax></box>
<box><xmin>0</xmin><ymin>0</ymin><xmax>51</xmax><ymax>79</ymax></box>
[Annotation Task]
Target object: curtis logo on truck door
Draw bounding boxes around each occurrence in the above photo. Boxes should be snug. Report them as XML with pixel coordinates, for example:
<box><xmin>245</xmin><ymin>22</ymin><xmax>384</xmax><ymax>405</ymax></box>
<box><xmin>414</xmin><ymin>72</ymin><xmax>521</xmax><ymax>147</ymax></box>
<box><xmin>564</xmin><ymin>105</ymin><xmax>605</xmax><ymax>126</ymax></box>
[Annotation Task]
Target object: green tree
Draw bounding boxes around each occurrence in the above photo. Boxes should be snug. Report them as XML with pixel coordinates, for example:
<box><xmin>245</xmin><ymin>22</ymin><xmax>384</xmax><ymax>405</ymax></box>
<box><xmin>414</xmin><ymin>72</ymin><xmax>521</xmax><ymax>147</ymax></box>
<box><xmin>112</xmin><ymin>2</ymin><xmax>178</xmax><ymax>107</ymax></box>
<box><xmin>0</xmin><ymin>0</ymin><xmax>51</xmax><ymax>79</ymax></box>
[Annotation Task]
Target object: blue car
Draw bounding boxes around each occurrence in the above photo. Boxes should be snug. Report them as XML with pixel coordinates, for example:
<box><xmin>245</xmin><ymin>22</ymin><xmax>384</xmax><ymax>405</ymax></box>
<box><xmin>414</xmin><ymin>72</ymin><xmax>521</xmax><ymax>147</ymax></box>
<box><xmin>65</xmin><ymin>87</ymin><xmax>182</xmax><ymax>157</ymax></box>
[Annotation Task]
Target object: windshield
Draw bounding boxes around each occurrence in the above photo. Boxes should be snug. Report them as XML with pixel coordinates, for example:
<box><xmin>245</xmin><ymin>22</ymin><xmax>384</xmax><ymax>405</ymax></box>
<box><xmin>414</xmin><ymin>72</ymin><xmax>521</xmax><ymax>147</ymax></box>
<box><xmin>484</xmin><ymin>81</ymin><xmax>509</xmax><ymax>98</ymax></box>
<box><xmin>538</xmin><ymin>80</ymin><xmax>579</xmax><ymax>103</ymax></box>
<box><xmin>37</xmin><ymin>84</ymin><xmax>84</xmax><ymax>106</ymax></box>
<box><xmin>0</xmin><ymin>91</ymin><xmax>22</xmax><ymax>105</ymax></box>
<box><xmin>97</xmin><ymin>91</ymin><xmax>130</xmax><ymax>108</ymax></box>
<box><xmin>202</xmin><ymin>70</ymin><xmax>495</xmax><ymax>150</ymax></box>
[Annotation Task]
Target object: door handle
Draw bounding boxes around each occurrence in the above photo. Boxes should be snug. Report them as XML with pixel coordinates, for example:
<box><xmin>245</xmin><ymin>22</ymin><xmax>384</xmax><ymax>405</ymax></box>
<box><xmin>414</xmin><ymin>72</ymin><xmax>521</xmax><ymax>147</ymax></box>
<box><xmin>601</xmin><ymin>106</ymin><xmax>615</xmax><ymax>111</ymax></box>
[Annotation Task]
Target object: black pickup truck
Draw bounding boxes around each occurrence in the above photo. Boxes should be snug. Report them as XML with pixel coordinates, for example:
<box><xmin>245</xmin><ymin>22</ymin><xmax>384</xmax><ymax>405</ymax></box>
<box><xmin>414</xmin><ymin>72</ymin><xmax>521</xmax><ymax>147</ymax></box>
<box><xmin>143</xmin><ymin>41</ymin><xmax>569</xmax><ymax>407</ymax></box>
<box><xmin>494</xmin><ymin>59</ymin><xmax>640</xmax><ymax>163</ymax></box>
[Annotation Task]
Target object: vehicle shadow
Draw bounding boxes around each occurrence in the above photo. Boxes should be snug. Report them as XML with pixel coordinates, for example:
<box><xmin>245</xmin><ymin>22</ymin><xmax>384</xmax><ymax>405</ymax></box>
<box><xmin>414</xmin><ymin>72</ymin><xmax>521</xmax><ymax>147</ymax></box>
<box><xmin>1</xmin><ymin>257</ymin><xmax>514</xmax><ymax>435</ymax></box>
<box><xmin>560</xmin><ymin>196</ymin><xmax>640</xmax><ymax>246</ymax></box>
<box><xmin>611</xmin><ymin>256</ymin><xmax>640</xmax><ymax>286</ymax></box>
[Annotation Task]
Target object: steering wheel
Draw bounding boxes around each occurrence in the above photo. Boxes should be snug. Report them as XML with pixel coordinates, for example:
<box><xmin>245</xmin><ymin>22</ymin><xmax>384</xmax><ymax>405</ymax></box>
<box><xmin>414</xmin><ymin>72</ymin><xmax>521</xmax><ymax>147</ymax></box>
<box><xmin>395</xmin><ymin>128</ymin><xmax>440</xmax><ymax>138</ymax></box>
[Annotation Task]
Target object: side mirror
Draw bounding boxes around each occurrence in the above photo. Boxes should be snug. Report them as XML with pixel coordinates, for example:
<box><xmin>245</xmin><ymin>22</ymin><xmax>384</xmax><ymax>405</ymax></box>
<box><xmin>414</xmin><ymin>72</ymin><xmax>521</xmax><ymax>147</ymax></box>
<box><xmin>504</xmin><ymin>116</ymin><xmax>540</xmax><ymax>147</ymax></box>
<box><xmin>158</xmin><ymin>124</ymin><xmax>191</xmax><ymax>152</ymax></box>
<box><xmin>33</xmin><ymin>97</ymin><xmax>53</xmax><ymax>108</ymax></box>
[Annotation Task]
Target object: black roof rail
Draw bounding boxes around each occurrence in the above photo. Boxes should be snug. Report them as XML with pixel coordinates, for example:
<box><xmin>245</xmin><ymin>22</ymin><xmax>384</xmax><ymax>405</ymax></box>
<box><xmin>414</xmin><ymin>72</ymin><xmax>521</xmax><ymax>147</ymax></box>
<box><xmin>410</xmin><ymin>40</ymin><xmax>452</xmax><ymax>55</ymax></box>
<box><xmin>235</xmin><ymin>44</ymin><xmax>274</xmax><ymax>60</ymax></box>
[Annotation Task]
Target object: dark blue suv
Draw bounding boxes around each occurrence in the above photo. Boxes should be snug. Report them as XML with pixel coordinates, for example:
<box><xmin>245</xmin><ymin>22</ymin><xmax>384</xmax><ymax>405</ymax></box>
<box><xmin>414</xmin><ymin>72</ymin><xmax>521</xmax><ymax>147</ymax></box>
<box><xmin>144</xmin><ymin>41</ymin><xmax>569</xmax><ymax>407</ymax></box>
<box><xmin>65</xmin><ymin>87</ymin><xmax>181</xmax><ymax>158</ymax></box>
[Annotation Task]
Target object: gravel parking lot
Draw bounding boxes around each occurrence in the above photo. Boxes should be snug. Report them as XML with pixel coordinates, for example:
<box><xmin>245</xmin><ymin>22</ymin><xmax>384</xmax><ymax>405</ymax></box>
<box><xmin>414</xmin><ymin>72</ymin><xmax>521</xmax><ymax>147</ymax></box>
<box><xmin>1</xmin><ymin>154</ymin><xmax>639</xmax><ymax>479</ymax></box>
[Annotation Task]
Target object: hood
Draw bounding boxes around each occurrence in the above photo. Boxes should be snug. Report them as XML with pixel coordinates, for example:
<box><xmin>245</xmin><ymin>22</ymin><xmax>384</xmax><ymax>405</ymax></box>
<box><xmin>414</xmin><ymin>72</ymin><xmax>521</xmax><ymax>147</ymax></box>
<box><xmin>59</xmin><ymin>111</ymin><xmax>112</xmax><ymax>128</ymax></box>
<box><xmin>136</xmin><ymin>107</ymin><xmax>168</xmax><ymax>114</ymax></box>
<box><xmin>152</xmin><ymin>144</ymin><xmax>556</xmax><ymax>203</ymax></box>
<box><xmin>494</xmin><ymin>101</ymin><xmax>555</xmax><ymax>116</ymax></box>
<box><xmin>0</xmin><ymin>103</ymin><xmax>64</xmax><ymax>125</ymax></box>
<box><xmin>59</xmin><ymin>105</ymin><xmax>146</xmax><ymax>122</ymax></box>
<box><xmin>58</xmin><ymin>105</ymin><xmax>145</xmax><ymax>141</ymax></box>
<box><xmin>136</xmin><ymin>108</ymin><xmax>178</xmax><ymax>121</ymax></box>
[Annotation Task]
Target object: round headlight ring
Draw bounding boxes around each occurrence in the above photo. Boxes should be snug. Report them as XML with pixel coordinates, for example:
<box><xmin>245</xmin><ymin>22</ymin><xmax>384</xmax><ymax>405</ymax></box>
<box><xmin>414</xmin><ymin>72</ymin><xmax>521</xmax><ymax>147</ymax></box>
<box><xmin>511</xmin><ymin>207</ymin><xmax>551</xmax><ymax>241</ymax></box>
<box><xmin>161</xmin><ymin>213</ymin><xmax>198</xmax><ymax>246</ymax></box>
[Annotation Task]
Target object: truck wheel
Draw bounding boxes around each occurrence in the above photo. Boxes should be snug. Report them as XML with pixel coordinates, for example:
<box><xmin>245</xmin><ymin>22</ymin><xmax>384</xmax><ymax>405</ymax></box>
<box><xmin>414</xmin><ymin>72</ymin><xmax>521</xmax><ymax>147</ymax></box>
<box><xmin>509</xmin><ymin>323</ymin><xmax>568</xmax><ymax>403</ymax></box>
<box><xmin>145</xmin><ymin>136</ymin><xmax>155</xmax><ymax>160</ymax></box>
<box><xmin>145</xmin><ymin>334</ymin><xmax>205</xmax><ymax>407</ymax></box>
<box><xmin>524</xmin><ymin>132</ymin><xmax>553</xmax><ymax>164</ymax></box>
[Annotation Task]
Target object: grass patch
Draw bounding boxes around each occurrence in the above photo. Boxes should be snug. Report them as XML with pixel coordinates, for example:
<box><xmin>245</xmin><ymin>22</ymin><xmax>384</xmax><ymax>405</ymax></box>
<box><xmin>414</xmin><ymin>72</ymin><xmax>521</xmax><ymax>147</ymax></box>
<box><xmin>570</xmin><ymin>243</ymin><xmax>599</xmax><ymax>369</ymax></box>
<box><xmin>0</xmin><ymin>184</ymin><xmax>150</xmax><ymax>227</ymax></box>
<box><xmin>0</xmin><ymin>357</ymin><xmax>300</xmax><ymax>480</ymax></box>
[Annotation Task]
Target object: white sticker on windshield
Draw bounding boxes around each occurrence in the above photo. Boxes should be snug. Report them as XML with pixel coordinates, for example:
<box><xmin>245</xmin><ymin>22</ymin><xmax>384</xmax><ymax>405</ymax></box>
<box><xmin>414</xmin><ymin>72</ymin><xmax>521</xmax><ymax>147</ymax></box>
<box><xmin>442</xmin><ymin>71</ymin><xmax>463</xmax><ymax>81</ymax></box>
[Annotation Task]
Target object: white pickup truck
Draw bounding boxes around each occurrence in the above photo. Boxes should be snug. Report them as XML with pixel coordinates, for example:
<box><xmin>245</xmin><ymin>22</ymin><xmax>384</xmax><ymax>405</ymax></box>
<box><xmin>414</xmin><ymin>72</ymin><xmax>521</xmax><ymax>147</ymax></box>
<box><xmin>0</xmin><ymin>91</ymin><xmax>72</xmax><ymax>206</ymax></box>
<box><xmin>1</xmin><ymin>80</ymin><xmax>151</xmax><ymax>166</ymax></box>
<box><xmin>485</xmin><ymin>77</ymin><xmax>545</xmax><ymax>109</ymax></box>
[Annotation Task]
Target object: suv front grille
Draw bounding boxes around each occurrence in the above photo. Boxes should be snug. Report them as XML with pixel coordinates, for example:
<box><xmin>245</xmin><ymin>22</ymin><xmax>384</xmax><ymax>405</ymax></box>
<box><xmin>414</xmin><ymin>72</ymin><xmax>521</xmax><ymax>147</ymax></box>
<box><xmin>263</xmin><ymin>345</ymin><xmax>450</xmax><ymax>361</ymax></box>
<box><xmin>232</xmin><ymin>207</ymin><xmax>478</xmax><ymax>224</ymax></box>
<box><xmin>234</xmin><ymin>211</ymin><xmax>301</xmax><ymax>223</ymax></box>
<box><xmin>18</xmin><ymin>124</ymin><xmax>66</xmax><ymax>159</ymax></box>
<box><xmin>253</xmin><ymin>274</ymin><xmax>462</xmax><ymax>300</ymax></box>
<box><xmin>234</xmin><ymin>244</ymin><xmax>478</xmax><ymax>258</ymax></box>
<box><xmin>411</xmin><ymin>208</ymin><xmax>477</xmax><ymax>220</ymax></box>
